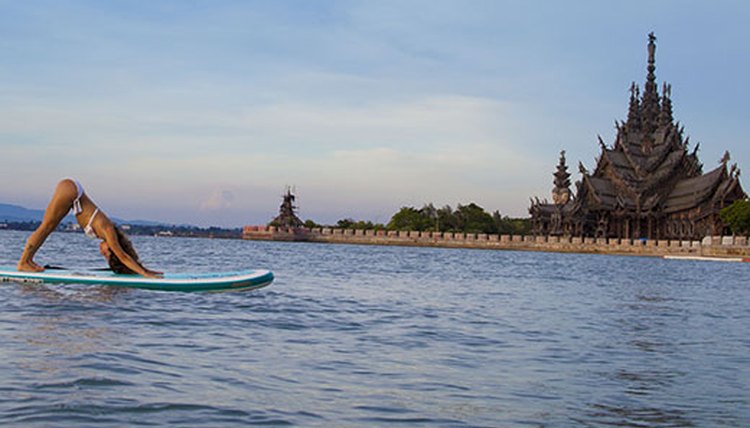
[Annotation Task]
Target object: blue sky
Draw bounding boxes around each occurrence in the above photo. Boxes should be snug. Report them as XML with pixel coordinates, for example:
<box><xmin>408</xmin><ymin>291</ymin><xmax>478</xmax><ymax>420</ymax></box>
<box><xmin>1</xmin><ymin>1</ymin><xmax>748</xmax><ymax>227</ymax></box>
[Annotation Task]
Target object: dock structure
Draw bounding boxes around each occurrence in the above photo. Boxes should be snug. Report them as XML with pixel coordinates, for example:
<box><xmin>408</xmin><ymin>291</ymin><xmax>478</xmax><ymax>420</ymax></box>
<box><xmin>242</xmin><ymin>225</ymin><xmax>750</xmax><ymax>260</ymax></box>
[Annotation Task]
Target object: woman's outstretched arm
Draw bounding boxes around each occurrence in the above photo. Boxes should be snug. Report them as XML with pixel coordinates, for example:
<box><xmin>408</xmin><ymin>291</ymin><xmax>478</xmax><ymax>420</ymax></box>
<box><xmin>101</xmin><ymin>227</ymin><xmax>162</xmax><ymax>278</ymax></box>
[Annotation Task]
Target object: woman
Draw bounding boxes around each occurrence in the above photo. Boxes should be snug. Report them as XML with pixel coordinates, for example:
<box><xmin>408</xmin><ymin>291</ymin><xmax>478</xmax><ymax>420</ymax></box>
<box><xmin>17</xmin><ymin>179</ymin><xmax>162</xmax><ymax>278</ymax></box>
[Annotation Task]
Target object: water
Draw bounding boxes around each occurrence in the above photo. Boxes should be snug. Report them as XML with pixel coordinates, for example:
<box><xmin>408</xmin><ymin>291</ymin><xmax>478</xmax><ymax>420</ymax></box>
<box><xmin>0</xmin><ymin>229</ymin><xmax>748</xmax><ymax>427</ymax></box>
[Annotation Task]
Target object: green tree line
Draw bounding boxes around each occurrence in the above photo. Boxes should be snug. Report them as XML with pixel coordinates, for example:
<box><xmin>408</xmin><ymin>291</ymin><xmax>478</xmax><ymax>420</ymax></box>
<box><xmin>304</xmin><ymin>203</ymin><xmax>531</xmax><ymax>235</ymax></box>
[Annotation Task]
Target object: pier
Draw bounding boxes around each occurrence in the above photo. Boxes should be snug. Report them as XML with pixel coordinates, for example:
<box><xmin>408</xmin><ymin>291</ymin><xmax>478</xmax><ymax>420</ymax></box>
<box><xmin>243</xmin><ymin>226</ymin><xmax>750</xmax><ymax>259</ymax></box>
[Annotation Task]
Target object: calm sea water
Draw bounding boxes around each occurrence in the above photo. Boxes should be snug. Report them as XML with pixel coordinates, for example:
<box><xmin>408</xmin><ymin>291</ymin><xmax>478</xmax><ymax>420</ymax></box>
<box><xmin>0</xmin><ymin>229</ymin><xmax>747</xmax><ymax>427</ymax></box>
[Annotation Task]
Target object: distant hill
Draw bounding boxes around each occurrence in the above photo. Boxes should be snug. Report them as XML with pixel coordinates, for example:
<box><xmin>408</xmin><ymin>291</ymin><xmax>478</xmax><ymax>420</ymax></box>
<box><xmin>0</xmin><ymin>203</ymin><xmax>61</xmax><ymax>222</ymax></box>
<box><xmin>0</xmin><ymin>203</ymin><xmax>167</xmax><ymax>226</ymax></box>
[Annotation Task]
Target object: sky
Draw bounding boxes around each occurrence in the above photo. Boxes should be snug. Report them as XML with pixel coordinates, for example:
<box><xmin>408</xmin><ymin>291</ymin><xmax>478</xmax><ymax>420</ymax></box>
<box><xmin>1</xmin><ymin>1</ymin><xmax>749</xmax><ymax>227</ymax></box>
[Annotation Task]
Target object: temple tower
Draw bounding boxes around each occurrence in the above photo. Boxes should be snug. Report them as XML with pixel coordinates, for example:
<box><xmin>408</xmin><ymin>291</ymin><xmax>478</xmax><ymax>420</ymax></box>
<box><xmin>530</xmin><ymin>33</ymin><xmax>746</xmax><ymax>240</ymax></box>
<box><xmin>271</xmin><ymin>187</ymin><xmax>304</xmax><ymax>228</ymax></box>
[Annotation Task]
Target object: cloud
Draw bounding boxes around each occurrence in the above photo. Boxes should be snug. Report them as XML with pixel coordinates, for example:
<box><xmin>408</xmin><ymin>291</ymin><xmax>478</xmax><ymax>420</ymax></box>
<box><xmin>6</xmin><ymin>1</ymin><xmax>747</xmax><ymax>227</ymax></box>
<box><xmin>200</xmin><ymin>189</ymin><xmax>235</xmax><ymax>211</ymax></box>
<box><xmin>0</xmin><ymin>91</ymin><xmax>548</xmax><ymax>224</ymax></box>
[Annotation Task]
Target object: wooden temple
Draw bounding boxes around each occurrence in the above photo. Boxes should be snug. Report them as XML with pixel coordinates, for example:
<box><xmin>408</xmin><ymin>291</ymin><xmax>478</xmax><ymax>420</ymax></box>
<box><xmin>243</xmin><ymin>188</ymin><xmax>308</xmax><ymax>241</ymax></box>
<box><xmin>530</xmin><ymin>33</ymin><xmax>746</xmax><ymax>240</ymax></box>
<box><xmin>270</xmin><ymin>187</ymin><xmax>304</xmax><ymax>228</ymax></box>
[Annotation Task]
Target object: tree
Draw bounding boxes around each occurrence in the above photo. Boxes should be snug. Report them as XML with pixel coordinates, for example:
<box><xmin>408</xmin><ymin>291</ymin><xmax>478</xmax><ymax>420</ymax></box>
<box><xmin>436</xmin><ymin>205</ymin><xmax>458</xmax><ymax>232</ymax></box>
<box><xmin>720</xmin><ymin>199</ymin><xmax>750</xmax><ymax>235</ymax></box>
<box><xmin>334</xmin><ymin>218</ymin><xmax>385</xmax><ymax>230</ymax></box>
<box><xmin>454</xmin><ymin>203</ymin><xmax>497</xmax><ymax>234</ymax></box>
<box><xmin>336</xmin><ymin>218</ymin><xmax>355</xmax><ymax>229</ymax></box>
<box><xmin>493</xmin><ymin>211</ymin><xmax>532</xmax><ymax>235</ymax></box>
<box><xmin>357</xmin><ymin>202</ymin><xmax>532</xmax><ymax>234</ymax></box>
<box><xmin>387</xmin><ymin>207</ymin><xmax>432</xmax><ymax>231</ymax></box>
<box><xmin>420</xmin><ymin>203</ymin><xmax>439</xmax><ymax>231</ymax></box>
<box><xmin>303</xmin><ymin>219</ymin><xmax>320</xmax><ymax>229</ymax></box>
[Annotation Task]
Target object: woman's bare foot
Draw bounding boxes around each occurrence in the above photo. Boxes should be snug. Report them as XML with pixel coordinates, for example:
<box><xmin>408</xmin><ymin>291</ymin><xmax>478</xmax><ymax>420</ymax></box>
<box><xmin>17</xmin><ymin>260</ymin><xmax>44</xmax><ymax>272</ymax></box>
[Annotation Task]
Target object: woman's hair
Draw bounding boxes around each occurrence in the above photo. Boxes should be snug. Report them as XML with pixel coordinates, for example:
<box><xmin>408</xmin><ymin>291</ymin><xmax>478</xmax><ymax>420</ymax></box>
<box><xmin>108</xmin><ymin>226</ymin><xmax>144</xmax><ymax>274</ymax></box>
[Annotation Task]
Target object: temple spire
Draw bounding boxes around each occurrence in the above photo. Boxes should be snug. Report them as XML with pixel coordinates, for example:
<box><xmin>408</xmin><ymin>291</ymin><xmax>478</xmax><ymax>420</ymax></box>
<box><xmin>647</xmin><ymin>32</ymin><xmax>657</xmax><ymax>80</ymax></box>
<box><xmin>641</xmin><ymin>32</ymin><xmax>660</xmax><ymax>131</ymax></box>
<box><xmin>626</xmin><ymin>82</ymin><xmax>641</xmax><ymax>128</ymax></box>
<box><xmin>554</xmin><ymin>151</ymin><xmax>571</xmax><ymax>189</ymax></box>
<box><xmin>659</xmin><ymin>82</ymin><xmax>673</xmax><ymax>127</ymax></box>
<box><xmin>552</xmin><ymin>150</ymin><xmax>571</xmax><ymax>205</ymax></box>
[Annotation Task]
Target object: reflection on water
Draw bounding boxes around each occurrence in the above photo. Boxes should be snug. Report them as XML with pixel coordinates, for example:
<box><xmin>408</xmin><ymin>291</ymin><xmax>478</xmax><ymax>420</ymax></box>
<box><xmin>0</xmin><ymin>230</ymin><xmax>748</xmax><ymax>427</ymax></box>
<box><xmin>13</xmin><ymin>285</ymin><xmax>128</xmax><ymax>376</ymax></box>
<box><xmin>19</xmin><ymin>283</ymin><xmax>128</xmax><ymax>304</ymax></box>
<box><xmin>585</xmin><ymin>402</ymin><xmax>695</xmax><ymax>427</ymax></box>
<box><xmin>578</xmin><ymin>281</ymin><xmax>691</xmax><ymax>426</ymax></box>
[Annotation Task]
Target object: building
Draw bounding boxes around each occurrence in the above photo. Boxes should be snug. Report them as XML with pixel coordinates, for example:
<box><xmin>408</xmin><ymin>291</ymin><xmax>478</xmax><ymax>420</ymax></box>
<box><xmin>270</xmin><ymin>187</ymin><xmax>304</xmax><ymax>228</ymax></box>
<box><xmin>530</xmin><ymin>33</ymin><xmax>746</xmax><ymax>240</ymax></box>
<box><xmin>243</xmin><ymin>188</ymin><xmax>309</xmax><ymax>241</ymax></box>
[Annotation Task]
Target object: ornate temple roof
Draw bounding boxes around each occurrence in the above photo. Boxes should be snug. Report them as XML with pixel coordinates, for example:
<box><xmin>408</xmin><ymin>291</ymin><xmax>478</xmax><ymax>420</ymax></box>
<box><xmin>663</xmin><ymin>166</ymin><xmax>725</xmax><ymax>214</ymax></box>
<box><xmin>530</xmin><ymin>33</ymin><xmax>746</xmax><ymax>239</ymax></box>
<box><xmin>574</xmin><ymin>32</ymin><xmax>738</xmax><ymax>216</ymax></box>
<box><xmin>663</xmin><ymin>163</ymin><xmax>744</xmax><ymax>215</ymax></box>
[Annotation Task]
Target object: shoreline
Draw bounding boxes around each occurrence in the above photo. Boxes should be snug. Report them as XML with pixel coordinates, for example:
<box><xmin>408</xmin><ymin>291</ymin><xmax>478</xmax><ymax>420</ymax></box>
<box><xmin>4</xmin><ymin>227</ymin><xmax>747</xmax><ymax>261</ymax></box>
<box><xmin>243</xmin><ymin>226</ymin><xmax>750</xmax><ymax>260</ymax></box>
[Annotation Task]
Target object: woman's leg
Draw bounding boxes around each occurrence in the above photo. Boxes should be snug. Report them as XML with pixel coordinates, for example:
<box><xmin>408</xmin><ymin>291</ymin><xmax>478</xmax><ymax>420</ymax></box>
<box><xmin>17</xmin><ymin>179</ymin><xmax>77</xmax><ymax>272</ymax></box>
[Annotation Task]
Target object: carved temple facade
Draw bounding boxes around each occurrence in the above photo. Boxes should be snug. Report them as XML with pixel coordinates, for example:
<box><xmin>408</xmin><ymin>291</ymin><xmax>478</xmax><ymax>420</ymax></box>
<box><xmin>530</xmin><ymin>34</ymin><xmax>746</xmax><ymax>240</ymax></box>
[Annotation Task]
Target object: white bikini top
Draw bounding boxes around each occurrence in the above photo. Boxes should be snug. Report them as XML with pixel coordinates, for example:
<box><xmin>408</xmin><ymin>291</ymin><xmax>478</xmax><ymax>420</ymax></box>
<box><xmin>70</xmin><ymin>179</ymin><xmax>99</xmax><ymax>239</ymax></box>
<box><xmin>84</xmin><ymin>208</ymin><xmax>99</xmax><ymax>239</ymax></box>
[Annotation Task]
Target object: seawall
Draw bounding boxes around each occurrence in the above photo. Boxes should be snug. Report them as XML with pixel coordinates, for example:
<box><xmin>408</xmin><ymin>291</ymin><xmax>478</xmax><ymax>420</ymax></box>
<box><xmin>242</xmin><ymin>226</ymin><xmax>750</xmax><ymax>259</ymax></box>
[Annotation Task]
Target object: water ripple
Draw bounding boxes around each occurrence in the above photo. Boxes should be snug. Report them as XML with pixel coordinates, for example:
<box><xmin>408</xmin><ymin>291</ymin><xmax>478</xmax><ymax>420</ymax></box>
<box><xmin>0</xmin><ymin>231</ymin><xmax>748</xmax><ymax>426</ymax></box>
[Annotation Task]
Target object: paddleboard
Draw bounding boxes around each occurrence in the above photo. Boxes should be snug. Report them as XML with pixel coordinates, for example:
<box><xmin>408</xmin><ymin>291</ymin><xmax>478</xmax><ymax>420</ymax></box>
<box><xmin>0</xmin><ymin>266</ymin><xmax>274</xmax><ymax>293</ymax></box>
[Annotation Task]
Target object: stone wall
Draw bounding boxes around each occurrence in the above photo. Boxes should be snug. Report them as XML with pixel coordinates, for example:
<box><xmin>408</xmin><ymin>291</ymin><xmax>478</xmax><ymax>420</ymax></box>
<box><xmin>243</xmin><ymin>226</ymin><xmax>750</xmax><ymax>258</ymax></box>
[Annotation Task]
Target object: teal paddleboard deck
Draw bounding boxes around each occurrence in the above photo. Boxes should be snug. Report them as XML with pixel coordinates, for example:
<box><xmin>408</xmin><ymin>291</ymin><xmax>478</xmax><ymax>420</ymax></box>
<box><xmin>0</xmin><ymin>266</ymin><xmax>273</xmax><ymax>293</ymax></box>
